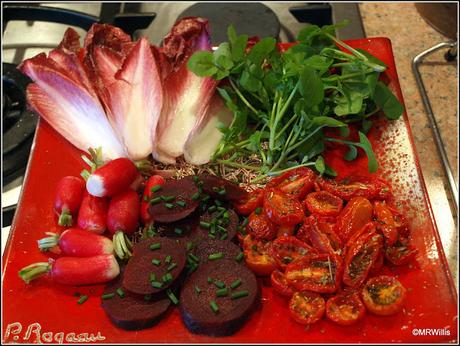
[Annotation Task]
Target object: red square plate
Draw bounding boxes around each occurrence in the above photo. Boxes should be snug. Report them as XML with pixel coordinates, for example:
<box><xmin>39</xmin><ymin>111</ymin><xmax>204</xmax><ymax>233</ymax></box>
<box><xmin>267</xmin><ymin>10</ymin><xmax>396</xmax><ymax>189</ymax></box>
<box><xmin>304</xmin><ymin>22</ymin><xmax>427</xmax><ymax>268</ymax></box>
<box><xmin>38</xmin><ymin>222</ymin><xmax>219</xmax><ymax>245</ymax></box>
<box><xmin>2</xmin><ymin>38</ymin><xmax>458</xmax><ymax>343</ymax></box>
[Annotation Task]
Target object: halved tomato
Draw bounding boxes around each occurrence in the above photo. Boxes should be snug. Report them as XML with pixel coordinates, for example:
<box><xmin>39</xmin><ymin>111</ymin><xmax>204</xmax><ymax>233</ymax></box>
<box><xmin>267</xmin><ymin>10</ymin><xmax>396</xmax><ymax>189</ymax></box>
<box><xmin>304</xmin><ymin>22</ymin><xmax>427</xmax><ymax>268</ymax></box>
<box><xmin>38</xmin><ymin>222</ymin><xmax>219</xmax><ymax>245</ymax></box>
<box><xmin>271</xmin><ymin>270</ymin><xmax>295</xmax><ymax>297</ymax></box>
<box><xmin>384</xmin><ymin>236</ymin><xmax>418</xmax><ymax>266</ymax></box>
<box><xmin>242</xmin><ymin>235</ymin><xmax>277</xmax><ymax>276</ymax></box>
<box><xmin>298</xmin><ymin>216</ymin><xmax>341</xmax><ymax>254</ymax></box>
<box><xmin>373</xmin><ymin>201</ymin><xmax>399</xmax><ymax>245</ymax></box>
<box><xmin>289</xmin><ymin>291</ymin><xmax>325</xmax><ymax>325</ymax></box>
<box><xmin>285</xmin><ymin>253</ymin><xmax>343</xmax><ymax>293</ymax></box>
<box><xmin>318</xmin><ymin>175</ymin><xmax>392</xmax><ymax>201</ymax></box>
<box><xmin>326</xmin><ymin>291</ymin><xmax>366</xmax><ymax>325</ymax></box>
<box><xmin>335</xmin><ymin>196</ymin><xmax>373</xmax><ymax>243</ymax></box>
<box><xmin>267</xmin><ymin>167</ymin><xmax>316</xmax><ymax>200</ymax></box>
<box><xmin>247</xmin><ymin>209</ymin><xmax>277</xmax><ymax>240</ymax></box>
<box><xmin>270</xmin><ymin>236</ymin><xmax>318</xmax><ymax>269</ymax></box>
<box><xmin>277</xmin><ymin>224</ymin><xmax>296</xmax><ymax>237</ymax></box>
<box><xmin>362</xmin><ymin>275</ymin><xmax>406</xmax><ymax>316</ymax></box>
<box><xmin>304</xmin><ymin>191</ymin><xmax>343</xmax><ymax>217</ymax></box>
<box><xmin>233</xmin><ymin>189</ymin><xmax>264</xmax><ymax>216</ymax></box>
<box><xmin>264</xmin><ymin>189</ymin><xmax>304</xmax><ymax>226</ymax></box>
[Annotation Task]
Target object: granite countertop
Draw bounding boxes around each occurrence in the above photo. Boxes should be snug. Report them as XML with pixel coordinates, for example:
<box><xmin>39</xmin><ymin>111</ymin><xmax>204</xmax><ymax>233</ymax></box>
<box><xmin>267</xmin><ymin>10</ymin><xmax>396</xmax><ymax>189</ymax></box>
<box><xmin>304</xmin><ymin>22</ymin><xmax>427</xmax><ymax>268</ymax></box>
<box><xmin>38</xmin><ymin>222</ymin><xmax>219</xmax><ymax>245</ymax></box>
<box><xmin>360</xmin><ymin>3</ymin><xmax>458</xmax><ymax>287</ymax></box>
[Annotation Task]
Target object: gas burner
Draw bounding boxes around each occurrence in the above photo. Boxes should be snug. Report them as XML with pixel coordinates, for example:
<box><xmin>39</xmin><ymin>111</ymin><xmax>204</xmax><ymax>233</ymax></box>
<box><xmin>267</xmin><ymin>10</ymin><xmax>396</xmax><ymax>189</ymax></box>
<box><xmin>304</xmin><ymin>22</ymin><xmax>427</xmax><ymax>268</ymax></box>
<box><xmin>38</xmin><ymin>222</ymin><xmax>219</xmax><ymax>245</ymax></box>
<box><xmin>2</xmin><ymin>63</ymin><xmax>37</xmax><ymax>186</ymax></box>
<box><xmin>177</xmin><ymin>3</ymin><xmax>281</xmax><ymax>44</ymax></box>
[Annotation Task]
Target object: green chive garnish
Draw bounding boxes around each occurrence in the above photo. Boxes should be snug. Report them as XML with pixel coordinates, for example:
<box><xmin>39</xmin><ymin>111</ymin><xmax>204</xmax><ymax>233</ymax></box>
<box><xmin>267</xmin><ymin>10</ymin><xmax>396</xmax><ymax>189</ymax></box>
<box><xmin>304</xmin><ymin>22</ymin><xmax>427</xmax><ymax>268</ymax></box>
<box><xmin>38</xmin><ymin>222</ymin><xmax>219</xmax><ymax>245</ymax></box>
<box><xmin>116</xmin><ymin>288</ymin><xmax>125</xmax><ymax>298</ymax></box>
<box><xmin>218</xmin><ymin>188</ymin><xmax>227</xmax><ymax>196</ymax></box>
<box><xmin>208</xmin><ymin>205</ymin><xmax>217</xmax><ymax>212</ymax></box>
<box><xmin>161</xmin><ymin>195</ymin><xmax>175</xmax><ymax>202</ymax></box>
<box><xmin>214</xmin><ymin>280</ymin><xmax>225</xmax><ymax>289</ymax></box>
<box><xmin>195</xmin><ymin>285</ymin><xmax>201</xmax><ymax>294</ymax></box>
<box><xmin>151</xmin><ymin>185</ymin><xmax>162</xmax><ymax>193</ymax></box>
<box><xmin>215</xmin><ymin>200</ymin><xmax>222</xmax><ymax>207</ymax></box>
<box><xmin>101</xmin><ymin>293</ymin><xmax>115</xmax><ymax>300</ymax></box>
<box><xmin>165</xmin><ymin>255</ymin><xmax>172</xmax><ymax>264</ymax></box>
<box><xmin>193</xmin><ymin>175</ymin><xmax>199</xmax><ymax>183</ymax></box>
<box><xmin>210</xmin><ymin>300</ymin><xmax>219</xmax><ymax>313</ymax></box>
<box><xmin>220</xmin><ymin>233</ymin><xmax>228</xmax><ymax>240</ymax></box>
<box><xmin>150</xmin><ymin>272</ymin><xmax>156</xmax><ymax>282</ymax></box>
<box><xmin>165</xmin><ymin>203</ymin><xmax>175</xmax><ymax>209</ymax></box>
<box><xmin>192</xmin><ymin>192</ymin><xmax>201</xmax><ymax>200</ymax></box>
<box><xmin>242</xmin><ymin>217</ymin><xmax>249</xmax><ymax>227</ymax></box>
<box><xmin>216</xmin><ymin>288</ymin><xmax>229</xmax><ymax>297</ymax></box>
<box><xmin>77</xmin><ymin>295</ymin><xmax>88</xmax><ymax>304</ymax></box>
<box><xmin>223</xmin><ymin>211</ymin><xmax>229</xmax><ymax>218</ymax></box>
<box><xmin>231</xmin><ymin>279</ymin><xmax>242</xmax><ymax>289</ymax></box>
<box><xmin>188</xmin><ymin>253</ymin><xmax>199</xmax><ymax>263</ymax></box>
<box><xmin>255</xmin><ymin>207</ymin><xmax>262</xmax><ymax>215</ymax></box>
<box><xmin>162</xmin><ymin>273</ymin><xmax>173</xmax><ymax>283</ymax></box>
<box><xmin>208</xmin><ymin>233</ymin><xmax>216</xmax><ymax>239</ymax></box>
<box><xmin>167</xmin><ymin>289</ymin><xmax>179</xmax><ymax>305</ymax></box>
<box><xmin>217</xmin><ymin>225</ymin><xmax>227</xmax><ymax>233</ymax></box>
<box><xmin>235</xmin><ymin>252</ymin><xmax>244</xmax><ymax>262</ymax></box>
<box><xmin>208</xmin><ymin>252</ymin><xmax>223</xmax><ymax>261</ymax></box>
<box><xmin>151</xmin><ymin>281</ymin><xmax>163</xmax><ymax>288</ymax></box>
<box><xmin>152</xmin><ymin>258</ymin><xmax>161</xmax><ymax>266</ymax></box>
<box><xmin>176</xmin><ymin>201</ymin><xmax>186</xmax><ymax>207</ymax></box>
<box><xmin>207</xmin><ymin>277</ymin><xmax>213</xmax><ymax>283</ymax></box>
<box><xmin>231</xmin><ymin>290</ymin><xmax>249</xmax><ymax>299</ymax></box>
<box><xmin>201</xmin><ymin>195</ymin><xmax>210</xmax><ymax>203</ymax></box>
<box><xmin>200</xmin><ymin>221</ymin><xmax>211</xmax><ymax>229</ymax></box>
<box><xmin>144</xmin><ymin>294</ymin><xmax>152</xmax><ymax>301</ymax></box>
<box><xmin>174</xmin><ymin>228</ymin><xmax>183</xmax><ymax>235</ymax></box>
<box><xmin>186</xmin><ymin>242</ymin><xmax>194</xmax><ymax>251</ymax></box>
<box><xmin>167</xmin><ymin>263</ymin><xmax>177</xmax><ymax>271</ymax></box>
<box><xmin>187</xmin><ymin>262</ymin><xmax>199</xmax><ymax>275</ymax></box>
<box><xmin>150</xmin><ymin>196</ymin><xmax>162</xmax><ymax>205</ymax></box>
<box><xmin>149</xmin><ymin>242</ymin><xmax>161</xmax><ymax>250</ymax></box>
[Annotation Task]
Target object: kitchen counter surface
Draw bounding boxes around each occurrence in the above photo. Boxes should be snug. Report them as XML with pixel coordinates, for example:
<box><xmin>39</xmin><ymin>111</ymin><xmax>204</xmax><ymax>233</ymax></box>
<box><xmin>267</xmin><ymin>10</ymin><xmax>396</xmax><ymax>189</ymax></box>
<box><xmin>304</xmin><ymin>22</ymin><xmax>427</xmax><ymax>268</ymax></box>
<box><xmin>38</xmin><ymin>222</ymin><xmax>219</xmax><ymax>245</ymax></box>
<box><xmin>360</xmin><ymin>3</ymin><xmax>458</xmax><ymax>288</ymax></box>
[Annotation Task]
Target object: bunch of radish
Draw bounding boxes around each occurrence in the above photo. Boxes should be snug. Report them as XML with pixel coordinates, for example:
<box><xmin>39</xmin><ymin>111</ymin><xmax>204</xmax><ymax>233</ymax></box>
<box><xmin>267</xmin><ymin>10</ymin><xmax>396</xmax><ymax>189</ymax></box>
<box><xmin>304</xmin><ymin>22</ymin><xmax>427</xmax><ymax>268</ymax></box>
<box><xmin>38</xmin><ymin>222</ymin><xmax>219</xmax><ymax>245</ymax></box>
<box><xmin>19</xmin><ymin>156</ymin><xmax>166</xmax><ymax>286</ymax></box>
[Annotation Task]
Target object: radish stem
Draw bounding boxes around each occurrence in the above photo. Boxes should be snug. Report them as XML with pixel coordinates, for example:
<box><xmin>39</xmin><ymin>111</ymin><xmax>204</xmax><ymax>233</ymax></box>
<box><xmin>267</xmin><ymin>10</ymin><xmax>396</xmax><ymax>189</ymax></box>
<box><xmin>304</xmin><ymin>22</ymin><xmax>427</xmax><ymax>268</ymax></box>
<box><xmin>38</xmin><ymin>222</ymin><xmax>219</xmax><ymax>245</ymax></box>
<box><xmin>37</xmin><ymin>232</ymin><xmax>59</xmax><ymax>251</ymax></box>
<box><xmin>113</xmin><ymin>232</ymin><xmax>133</xmax><ymax>260</ymax></box>
<box><xmin>58</xmin><ymin>210</ymin><xmax>73</xmax><ymax>227</ymax></box>
<box><xmin>18</xmin><ymin>262</ymin><xmax>52</xmax><ymax>284</ymax></box>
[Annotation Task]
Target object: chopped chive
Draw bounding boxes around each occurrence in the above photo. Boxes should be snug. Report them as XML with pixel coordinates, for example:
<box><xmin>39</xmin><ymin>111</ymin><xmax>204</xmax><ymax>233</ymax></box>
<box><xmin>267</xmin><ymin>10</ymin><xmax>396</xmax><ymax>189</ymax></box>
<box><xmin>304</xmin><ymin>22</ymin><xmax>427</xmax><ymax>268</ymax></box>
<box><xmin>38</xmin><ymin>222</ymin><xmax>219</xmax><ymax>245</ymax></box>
<box><xmin>214</xmin><ymin>280</ymin><xmax>226</xmax><ymax>289</ymax></box>
<box><xmin>144</xmin><ymin>294</ymin><xmax>152</xmax><ymax>301</ymax></box>
<box><xmin>192</xmin><ymin>192</ymin><xmax>201</xmax><ymax>200</ymax></box>
<box><xmin>174</xmin><ymin>228</ymin><xmax>183</xmax><ymax>235</ymax></box>
<box><xmin>165</xmin><ymin>203</ymin><xmax>175</xmax><ymax>209</ymax></box>
<box><xmin>217</xmin><ymin>206</ymin><xmax>226</xmax><ymax>212</ymax></box>
<box><xmin>216</xmin><ymin>287</ymin><xmax>229</xmax><ymax>297</ymax></box>
<box><xmin>223</xmin><ymin>211</ymin><xmax>229</xmax><ymax>218</ymax></box>
<box><xmin>235</xmin><ymin>252</ymin><xmax>244</xmax><ymax>262</ymax></box>
<box><xmin>161</xmin><ymin>195</ymin><xmax>176</xmax><ymax>202</ymax></box>
<box><xmin>208</xmin><ymin>233</ymin><xmax>216</xmax><ymax>239</ymax></box>
<box><xmin>167</xmin><ymin>289</ymin><xmax>179</xmax><ymax>305</ymax></box>
<box><xmin>101</xmin><ymin>293</ymin><xmax>115</xmax><ymax>300</ymax></box>
<box><xmin>143</xmin><ymin>195</ymin><xmax>149</xmax><ymax>202</ymax></box>
<box><xmin>198</xmin><ymin>186</ymin><xmax>203</xmax><ymax>194</ymax></box>
<box><xmin>255</xmin><ymin>207</ymin><xmax>262</xmax><ymax>215</ymax></box>
<box><xmin>116</xmin><ymin>288</ymin><xmax>125</xmax><ymax>298</ymax></box>
<box><xmin>167</xmin><ymin>263</ymin><xmax>177</xmax><ymax>271</ymax></box>
<box><xmin>77</xmin><ymin>295</ymin><xmax>88</xmax><ymax>304</ymax></box>
<box><xmin>150</xmin><ymin>272</ymin><xmax>156</xmax><ymax>282</ymax></box>
<box><xmin>220</xmin><ymin>233</ymin><xmax>228</xmax><ymax>240</ymax></box>
<box><xmin>201</xmin><ymin>195</ymin><xmax>210</xmax><ymax>203</ymax></box>
<box><xmin>231</xmin><ymin>279</ymin><xmax>242</xmax><ymax>289</ymax></box>
<box><xmin>221</xmin><ymin>218</ymin><xmax>230</xmax><ymax>226</ymax></box>
<box><xmin>231</xmin><ymin>290</ymin><xmax>249</xmax><ymax>300</ymax></box>
<box><xmin>187</xmin><ymin>262</ymin><xmax>199</xmax><ymax>275</ymax></box>
<box><xmin>186</xmin><ymin>242</ymin><xmax>194</xmax><ymax>251</ymax></box>
<box><xmin>151</xmin><ymin>185</ymin><xmax>162</xmax><ymax>193</ymax></box>
<box><xmin>188</xmin><ymin>253</ymin><xmax>199</xmax><ymax>263</ymax></box>
<box><xmin>147</xmin><ymin>226</ymin><xmax>157</xmax><ymax>237</ymax></box>
<box><xmin>207</xmin><ymin>277</ymin><xmax>213</xmax><ymax>283</ymax></box>
<box><xmin>176</xmin><ymin>201</ymin><xmax>186</xmax><ymax>207</ymax></box>
<box><xmin>209</xmin><ymin>228</ymin><xmax>216</xmax><ymax>236</ymax></box>
<box><xmin>217</xmin><ymin>219</ymin><xmax>223</xmax><ymax>226</ymax></box>
<box><xmin>162</xmin><ymin>273</ymin><xmax>173</xmax><ymax>283</ymax></box>
<box><xmin>242</xmin><ymin>217</ymin><xmax>249</xmax><ymax>227</ymax></box>
<box><xmin>193</xmin><ymin>175</ymin><xmax>199</xmax><ymax>183</ymax></box>
<box><xmin>149</xmin><ymin>242</ymin><xmax>161</xmax><ymax>250</ymax></box>
<box><xmin>150</xmin><ymin>196</ymin><xmax>162</xmax><ymax>205</ymax></box>
<box><xmin>152</xmin><ymin>258</ymin><xmax>161</xmax><ymax>266</ymax></box>
<box><xmin>200</xmin><ymin>221</ymin><xmax>211</xmax><ymax>229</ymax></box>
<box><xmin>218</xmin><ymin>188</ymin><xmax>227</xmax><ymax>196</ymax></box>
<box><xmin>212</xmin><ymin>186</ymin><xmax>220</xmax><ymax>192</ymax></box>
<box><xmin>215</xmin><ymin>200</ymin><xmax>222</xmax><ymax>207</ymax></box>
<box><xmin>238</xmin><ymin>227</ymin><xmax>247</xmax><ymax>236</ymax></box>
<box><xmin>151</xmin><ymin>281</ymin><xmax>163</xmax><ymax>288</ymax></box>
<box><xmin>165</xmin><ymin>255</ymin><xmax>172</xmax><ymax>264</ymax></box>
<box><xmin>217</xmin><ymin>225</ymin><xmax>227</xmax><ymax>233</ymax></box>
<box><xmin>195</xmin><ymin>285</ymin><xmax>201</xmax><ymax>295</ymax></box>
<box><xmin>210</xmin><ymin>300</ymin><xmax>219</xmax><ymax>313</ymax></box>
<box><xmin>208</xmin><ymin>205</ymin><xmax>217</xmax><ymax>212</ymax></box>
<box><xmin>208</xmin><ymin>252</ymin><xmax>223</xmax><ymax>261</ymax></box>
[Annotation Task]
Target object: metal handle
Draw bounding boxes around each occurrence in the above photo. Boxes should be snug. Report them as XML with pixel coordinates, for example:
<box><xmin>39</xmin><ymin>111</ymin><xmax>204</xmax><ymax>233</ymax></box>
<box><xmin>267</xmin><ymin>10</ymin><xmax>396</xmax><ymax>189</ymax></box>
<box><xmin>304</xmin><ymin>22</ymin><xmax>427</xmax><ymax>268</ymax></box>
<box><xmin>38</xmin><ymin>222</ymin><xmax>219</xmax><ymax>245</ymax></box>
<box><xmin>412</xmin><ymin>41</ymin><xmax>458</xmax><ymax>214</ymax></box>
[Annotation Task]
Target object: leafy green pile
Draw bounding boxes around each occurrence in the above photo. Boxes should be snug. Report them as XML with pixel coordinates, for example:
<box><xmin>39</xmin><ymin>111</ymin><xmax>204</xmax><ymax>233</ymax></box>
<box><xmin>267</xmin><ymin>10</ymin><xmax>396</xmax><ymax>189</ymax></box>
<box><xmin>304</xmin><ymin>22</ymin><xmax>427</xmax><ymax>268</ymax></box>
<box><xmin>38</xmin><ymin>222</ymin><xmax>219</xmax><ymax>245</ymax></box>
<box><xmin>187</xmin><ymin>21</ymin><xmax>403</xmax><ymax>180</ymax></box>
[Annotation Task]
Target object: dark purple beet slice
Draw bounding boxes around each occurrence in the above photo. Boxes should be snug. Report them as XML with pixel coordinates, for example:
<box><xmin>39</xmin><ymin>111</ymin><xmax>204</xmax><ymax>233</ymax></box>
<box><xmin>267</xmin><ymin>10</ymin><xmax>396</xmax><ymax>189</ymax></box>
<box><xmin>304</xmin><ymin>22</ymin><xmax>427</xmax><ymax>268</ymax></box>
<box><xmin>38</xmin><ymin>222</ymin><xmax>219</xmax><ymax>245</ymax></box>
<box><xmin>123</xmin><ymin>237</ymin><xmax>186</xmax><ymax>296</ymax></box>
<box><xmin>197</xmin><ymin>174</ymin><xmax>248</xmax><ymax>202</ymax></box>
<box><xmin>194</xmin><ymin>239</ymin><xmax>243</xmax><ymax>264</ymax></box>
<box><xmin>149</xmin><ymin>176</ymin><xmax>199</xmax><ymax>223</ymax></box>
<box><xmin>156</xmin><ymin>211</ymin><xmax>200</xmax><ymax>238</ymax></box>
<box><xmin>188</xmin><ymin>208</ymin><xmax>239</xmax><ymax>244</ymax></box>
<box><xmin>101</xmin><ymin>270</ymin><xmax>171</xmax><ymax>331</ymax></box>
<box><xmin>179</xmin><ymin>259</ymin><xmax>260</xmax><ymax>336</ymax></box>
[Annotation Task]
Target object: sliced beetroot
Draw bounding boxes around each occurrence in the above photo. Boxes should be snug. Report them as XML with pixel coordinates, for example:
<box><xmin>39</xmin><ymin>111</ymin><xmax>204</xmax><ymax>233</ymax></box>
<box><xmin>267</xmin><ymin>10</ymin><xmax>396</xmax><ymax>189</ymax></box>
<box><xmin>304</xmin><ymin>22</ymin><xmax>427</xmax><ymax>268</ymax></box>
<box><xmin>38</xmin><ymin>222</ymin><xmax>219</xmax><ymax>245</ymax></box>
<box><xmin>149</xmin><ymin>176</ymin><xmax>199</xmax><ymax>223</ymax></box>
<box><xmin>123</xmin><ymin>237</ymin><xmax>186</xmax><ymax>296</ymax></box>
<box><xmin>156</xmin><ymin>211</ymin><xmax>200</xmax><ymax>238</ymax></box>
<box><xmin>101</xmin><ymin>270</ymin><xmax>170</xmax><ymax>330</ymax></box>
<box><xmin>189</xmin><ymin>208</ymin><xmax>239</xmax><ymax>244</ymax></box>
<box><xmin>179</xmin><ymin>259</ymin><xmax>260</xmax><ymax>336</ymax></box>
<box><xmin>197</xmin><ymin>174</ymin><xmax>248</xmax><ymax>202</ymax></box>
<box><xmin>194</xmin><ymin>239</ymin><xmax>243</xmax><ymax>265</ymax></box>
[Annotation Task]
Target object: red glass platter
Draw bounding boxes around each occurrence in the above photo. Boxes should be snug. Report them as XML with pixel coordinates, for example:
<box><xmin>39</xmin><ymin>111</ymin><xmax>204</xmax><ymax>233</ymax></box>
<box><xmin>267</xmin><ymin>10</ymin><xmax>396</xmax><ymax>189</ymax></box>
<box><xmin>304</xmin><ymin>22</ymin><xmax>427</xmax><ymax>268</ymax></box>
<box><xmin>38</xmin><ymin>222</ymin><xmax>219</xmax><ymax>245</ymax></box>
<box><xmin>2</xmin><ymin>38</ymin><xmax>458</xmax><ymax>343</ymax></box>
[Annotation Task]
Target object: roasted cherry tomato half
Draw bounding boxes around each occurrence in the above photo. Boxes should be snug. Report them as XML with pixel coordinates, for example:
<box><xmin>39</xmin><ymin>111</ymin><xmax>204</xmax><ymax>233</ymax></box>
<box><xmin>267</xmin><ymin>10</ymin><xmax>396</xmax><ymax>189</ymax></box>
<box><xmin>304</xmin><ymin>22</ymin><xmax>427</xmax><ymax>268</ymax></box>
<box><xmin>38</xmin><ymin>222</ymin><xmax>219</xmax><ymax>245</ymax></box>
<box><xmin>267</xmin><ymin>167</ymin><xmax>316</xmax><ymax>200</ymax></box>
<box><xmin>289</xmin><ymin>291</ymin><xmax>326</xmax><ymax>325</ymax></box>
<box><xmin>369</xmin><ymin>250</ymin><xmax>384</xmax><ymax>275</ymax></box>
<box><xmin>318</xmin><ymin>175</ymin><xmax>392</xmax><ymax>201</ymax></box>
<box><xmin>285</xmin><ymin>253</ymin><xmax>343</xmax><ymax>293</ymax></box>
<box><xmin>384</xmin><ymin>236</ymin><xmax>418</xmax><ymax>266</ymax></box>
<box><xmin>270</xmin><ymin>236</ymin><xmax>318</xmax><ymax>270</ymax></box>
<box><xmin>247</xmin><ymin>209</ymin><xmax>277</xmax><ymax>240</ymax></box>
<box><xmin>271</xmin><ymin>270</ymin><xmax>295</xmax><ymax>297</ymax></box>
<box><xmin>242</xmin><ymin>235</ymin><xmax>277</xmax><ymax>276</ymax></box>
<box><xmin>233</xmin><ymin>189</ymin><xmax>264</xmax><ymax>216</ymax></box>
<box><xmin>373</xmin><ymin>201</ymin><xmax>399</xmax><ymax>245</ymax></box>
<box><xmin>264</xmin><ymin>189</ymin><xmax>304</xmax><ymax>226</ymax></box>
<box><xmin>335</xmin><ymin>197</ymin><xmax>373</xmax><ymax>243</ymax></box>
<box><xmin>343</xmin><ymin>223</ymin><xmax>383</xmax><ymax>287</ymax></box>
<box><xmin>304</xmin><ymin>191</ymin><xmax>343</xmax><ymax>217</ymax></box>
<box><xmin>326</xmin><ymin>291</ymin><xmax>366</xmax><ymax>325</ymax></box>
<box><xmin>298</xmin><ymin>216</ymin><xmax>341</xmax><ymax>255</ymax></box>
<box><xmin>362</xmin><ymin>275</ymin><xmax>407</xmax><ymax>316</ymax></box>
<box><xmin>277</xmin><ymin>224</ymin><xmax>296</xmax><ymax>237</ymax></box>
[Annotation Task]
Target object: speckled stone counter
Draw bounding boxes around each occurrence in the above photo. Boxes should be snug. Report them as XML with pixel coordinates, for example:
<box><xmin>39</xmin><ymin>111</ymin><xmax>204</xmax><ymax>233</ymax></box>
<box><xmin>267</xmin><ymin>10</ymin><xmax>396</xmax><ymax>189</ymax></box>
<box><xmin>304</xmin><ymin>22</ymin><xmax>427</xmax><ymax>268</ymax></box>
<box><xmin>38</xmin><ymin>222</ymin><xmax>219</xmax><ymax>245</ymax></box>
<box><xmin>360</xmin><ymin>3</ymin><xmax>458</xmax><ymax>287</ymax></box>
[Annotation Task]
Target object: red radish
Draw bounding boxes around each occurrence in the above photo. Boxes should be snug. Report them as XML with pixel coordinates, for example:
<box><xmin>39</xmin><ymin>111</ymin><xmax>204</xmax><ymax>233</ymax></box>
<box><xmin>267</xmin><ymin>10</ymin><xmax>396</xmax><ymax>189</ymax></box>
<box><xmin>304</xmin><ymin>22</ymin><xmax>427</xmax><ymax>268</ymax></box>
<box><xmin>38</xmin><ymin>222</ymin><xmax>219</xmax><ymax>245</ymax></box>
<box><xmin>86</xmin><ymin>158</ymin><xmax>138</xmax><ymax>197</ymax></box>
<box><xmin>107</xmin><ymin>190</ymin><xmax>140</xmax><ymax>235</ymax></box>
<box><xmin>54</xmin><ymin>176</ymin><xmax>85</xmax><ymax>226</ymax></box>
<box><xmin>140</xmin><ymin>175</ymin><xmax>166</xmax><ymax>224</ymax></box>
<box><xmin>37</xmin><ymin>228</ymin><xmax>113</xmax><ymax>257</ymax></box>
<box><xmin>77</xmin><ymin>191</ymin><xmax>109</xmax><ymax>234</ymax></box>
<box><xmin>18</xmin><ymin>254</ymin><xmax>120</xmax><ymax>286</ymax></box>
